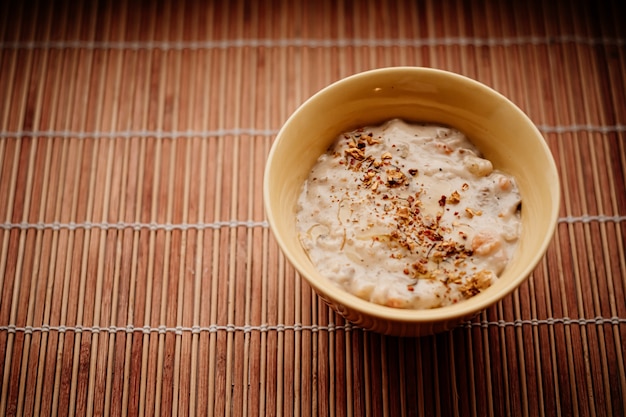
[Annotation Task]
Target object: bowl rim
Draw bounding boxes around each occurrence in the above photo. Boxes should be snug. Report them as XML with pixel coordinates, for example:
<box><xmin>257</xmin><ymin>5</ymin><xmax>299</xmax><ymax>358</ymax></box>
<box><xmin>263</xmin><ymin>66</ymin><xmax>560</xmax><ymax>324</ymax></box>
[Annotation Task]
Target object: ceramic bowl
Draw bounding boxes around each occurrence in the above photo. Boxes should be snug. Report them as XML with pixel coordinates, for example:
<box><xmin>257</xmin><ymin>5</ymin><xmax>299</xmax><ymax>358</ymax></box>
<box><xmin>263</xmin><ymin>67</ymin><xmax>560</xmax><ymax>336</ymax></box>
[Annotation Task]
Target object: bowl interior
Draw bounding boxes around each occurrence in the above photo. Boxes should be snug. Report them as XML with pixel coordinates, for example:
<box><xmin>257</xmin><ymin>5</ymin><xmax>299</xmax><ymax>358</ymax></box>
<box><xmin>264</xmin><ymin>67</ymin><xmax>560</xmax><ymax>330</ymax></box>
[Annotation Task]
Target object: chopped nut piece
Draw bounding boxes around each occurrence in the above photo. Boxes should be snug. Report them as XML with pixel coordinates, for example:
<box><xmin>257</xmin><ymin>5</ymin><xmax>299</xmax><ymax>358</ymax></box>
<box><xmin>385</xmin><ymin>168</ymin><xmax>407</xmax><ymax>187</ymax></box>
<box><xmin>412</xmin><ymin>261</ymin><xmax>428</xmax><ymax>275</ymax></box>
<box><xmin>448</xmin><ymin>190</ymin><xmax>461</xmax><ymax>204</ymax></box>
<box><xmin>459</xmin><ymin>270</ymin><xmax>493</xmax><ymax>298</ymax></box>
<box><xmin>396</xmin><ymin>206</ymin><xmax>411</xmax><ymax>219</ymax></box>
<box><xmin>345</xmin><ymin>147</ymin><xmax>365</xmax><ymax>160</ymax></box>
<box><xmin>465</xmin><ymin>207</ymin><xmax>483</xmax><ymax>218</ymax></box>
<box><xmin>446</xmin><ymin>273</ymin><xmax>463</xmax><ymax>285</ymax></box>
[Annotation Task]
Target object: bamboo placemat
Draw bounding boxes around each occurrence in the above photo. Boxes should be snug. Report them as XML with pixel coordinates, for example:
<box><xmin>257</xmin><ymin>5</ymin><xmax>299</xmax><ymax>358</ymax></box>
<box><xmin>0</xmin><ymin>0</ymin><xmax>625</xmax><ymax>416</ymax></box>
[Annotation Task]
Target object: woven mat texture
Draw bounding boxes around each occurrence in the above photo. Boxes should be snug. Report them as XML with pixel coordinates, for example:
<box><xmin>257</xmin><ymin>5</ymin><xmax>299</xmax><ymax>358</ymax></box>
<box><xmin>0</xmin><ymin>1</ymin><xmax>625</xmax><ymax>416</ymax></box>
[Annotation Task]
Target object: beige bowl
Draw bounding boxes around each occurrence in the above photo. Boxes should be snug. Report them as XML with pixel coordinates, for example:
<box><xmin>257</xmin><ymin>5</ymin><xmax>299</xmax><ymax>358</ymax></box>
<box><xmin>264</xmin><ymin>67</ymin><xmax>560</xmax><ymax>337</ymax></box>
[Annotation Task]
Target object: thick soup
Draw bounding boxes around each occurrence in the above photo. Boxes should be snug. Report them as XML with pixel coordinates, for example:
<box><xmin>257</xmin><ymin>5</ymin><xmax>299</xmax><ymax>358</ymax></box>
<box><xmin>296</xmin><ymin>119</ymin><xmax>522</xmax><ymax>309</ymax></box>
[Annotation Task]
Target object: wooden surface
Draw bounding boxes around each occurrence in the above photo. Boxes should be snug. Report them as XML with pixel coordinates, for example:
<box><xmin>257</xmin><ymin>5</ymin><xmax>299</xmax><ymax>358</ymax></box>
<box><xmin>0</xmin><ymin>0</ymin><xmax>625</xmax><ymax>416</ymax></box>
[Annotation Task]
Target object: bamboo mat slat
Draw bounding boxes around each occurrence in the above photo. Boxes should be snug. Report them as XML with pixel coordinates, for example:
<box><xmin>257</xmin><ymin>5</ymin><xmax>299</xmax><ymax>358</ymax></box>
<box><xmin>1</xmin><ymin>0</ymin><xmax>625</xmax><ymax>416</ymax></box>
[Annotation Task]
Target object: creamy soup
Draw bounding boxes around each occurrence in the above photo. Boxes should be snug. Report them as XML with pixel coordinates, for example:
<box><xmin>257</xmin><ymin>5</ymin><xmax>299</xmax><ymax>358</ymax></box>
<box><xmin>296</xmin><ymin>119</ymin><xmax>521</xmax><ymax>309</ymax></box>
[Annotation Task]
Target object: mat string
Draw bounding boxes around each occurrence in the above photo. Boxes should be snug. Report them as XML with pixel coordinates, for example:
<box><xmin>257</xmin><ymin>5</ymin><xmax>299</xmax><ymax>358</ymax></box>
<box><xmin>1</xmin><ymin>35</ymin><xmax>624</xmax><ymax>51</ymax></box>
<box><xmin>0</xmin><ymin>124</ymin><xmax>625</xmax><ymax>139</ymax></box>
<box><xmin>1</xmin><ymin>215</ymin><xmax>624</xmax><ymax>232</ymax></box>
<box><xmin>1</xmin><ymin>317</ymin><xmax>624</xmax><ymax>336</ymax></box>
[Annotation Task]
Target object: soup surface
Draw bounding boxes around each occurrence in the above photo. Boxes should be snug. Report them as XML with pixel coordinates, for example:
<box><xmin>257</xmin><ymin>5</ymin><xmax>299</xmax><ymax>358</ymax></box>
<box><xmin>296</xmin><ymin>119</ymin><xmax>521</xmax><ymax>309</ymax></box>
